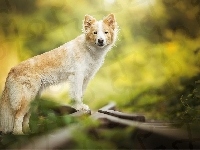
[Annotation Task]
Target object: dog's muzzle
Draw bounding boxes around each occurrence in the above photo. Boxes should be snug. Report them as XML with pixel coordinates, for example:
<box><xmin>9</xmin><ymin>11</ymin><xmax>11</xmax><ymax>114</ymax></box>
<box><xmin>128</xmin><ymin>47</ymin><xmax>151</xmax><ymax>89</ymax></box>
<box><xmin>97</xmin><ymin>38</ymin><xmax>104</xmax><ymax>47</ymax></box>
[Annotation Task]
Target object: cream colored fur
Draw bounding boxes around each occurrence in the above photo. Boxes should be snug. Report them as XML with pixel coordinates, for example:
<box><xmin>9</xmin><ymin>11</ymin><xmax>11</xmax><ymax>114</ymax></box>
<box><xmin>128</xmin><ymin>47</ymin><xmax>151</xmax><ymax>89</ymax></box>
<box><xmin>0</xmin><ymin>14</ymin><xmax>118</xmax><ymax>134</ymax></box>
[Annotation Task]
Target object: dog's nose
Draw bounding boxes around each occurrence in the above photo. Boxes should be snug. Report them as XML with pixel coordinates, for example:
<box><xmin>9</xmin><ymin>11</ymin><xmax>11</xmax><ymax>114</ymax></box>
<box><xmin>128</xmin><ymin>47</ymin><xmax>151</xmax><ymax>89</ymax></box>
<box><xmin>98</xmin><ymin>38</ymin><xmax>104</xmax><ymax>44</ymax></box>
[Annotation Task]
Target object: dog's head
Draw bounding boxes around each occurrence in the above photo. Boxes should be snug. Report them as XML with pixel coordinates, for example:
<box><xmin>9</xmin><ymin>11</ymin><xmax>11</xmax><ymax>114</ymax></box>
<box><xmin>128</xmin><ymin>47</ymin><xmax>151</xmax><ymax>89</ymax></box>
<box><xmin>83</xmin><ymin>14</ymin><xmax>118</xmax><ymax>48</ymax></box>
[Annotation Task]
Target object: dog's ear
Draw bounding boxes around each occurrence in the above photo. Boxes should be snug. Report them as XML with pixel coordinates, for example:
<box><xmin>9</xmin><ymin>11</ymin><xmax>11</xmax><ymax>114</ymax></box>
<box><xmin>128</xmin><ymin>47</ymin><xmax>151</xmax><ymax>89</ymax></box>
<box><xmin>103</xmin><ymin>13</ymin><xmax>116</xmax><ymax>30</ymax></box>
<box><xmin>84</xmin><ymin>15</ymin><xmax>96</xmax><ymax>32</ymax></box>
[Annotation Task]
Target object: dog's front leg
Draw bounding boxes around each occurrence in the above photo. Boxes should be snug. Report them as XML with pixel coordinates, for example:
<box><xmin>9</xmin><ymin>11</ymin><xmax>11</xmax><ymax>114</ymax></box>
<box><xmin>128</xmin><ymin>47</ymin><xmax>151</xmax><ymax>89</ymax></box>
<box><xmin>70</xmin><ymin>71</ymin><xmax>90</xmax><ymax>112</ymax></box>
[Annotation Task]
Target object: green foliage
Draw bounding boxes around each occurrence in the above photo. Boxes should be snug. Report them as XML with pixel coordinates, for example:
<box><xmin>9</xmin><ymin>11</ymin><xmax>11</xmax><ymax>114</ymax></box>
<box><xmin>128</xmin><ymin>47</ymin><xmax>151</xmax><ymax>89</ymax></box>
<box><xmin>0</xmin><ymin>134</ymin><xmax>31</xmax><ymax>149</ymax></box>
<box><xmin>29</xmin><ymin>98</ymin><xmax>76</xmax><ymax>134</ymax></box>
<box><xmin>166</xmin><ymin>74</ymin><xmax>200</xmax><ymax>123</ymax></box>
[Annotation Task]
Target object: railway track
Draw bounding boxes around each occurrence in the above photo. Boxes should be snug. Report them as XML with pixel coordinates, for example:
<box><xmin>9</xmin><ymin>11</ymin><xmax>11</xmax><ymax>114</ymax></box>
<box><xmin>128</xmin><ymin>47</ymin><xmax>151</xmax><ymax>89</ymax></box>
<box><xmin>6</xmin><ymin>102</ymin><xmax>200</xmax><ymax>149</ymax></box>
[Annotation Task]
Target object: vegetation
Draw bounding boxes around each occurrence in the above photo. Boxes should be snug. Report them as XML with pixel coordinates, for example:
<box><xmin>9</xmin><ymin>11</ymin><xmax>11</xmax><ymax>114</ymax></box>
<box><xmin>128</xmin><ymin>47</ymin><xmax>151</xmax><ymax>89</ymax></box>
<box><xmin>0</xmin><ymin>0</ymin><xmax>199</xmax><ymax>148</ymax></box>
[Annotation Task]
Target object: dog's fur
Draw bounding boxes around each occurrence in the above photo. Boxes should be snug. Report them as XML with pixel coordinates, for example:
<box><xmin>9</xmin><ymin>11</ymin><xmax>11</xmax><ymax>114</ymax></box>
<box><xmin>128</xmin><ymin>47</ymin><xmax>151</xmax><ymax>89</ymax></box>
<box><xmin>0</xmin><ymin>14</ymin><xmax>118</xmax><ymax>134</ymax></box>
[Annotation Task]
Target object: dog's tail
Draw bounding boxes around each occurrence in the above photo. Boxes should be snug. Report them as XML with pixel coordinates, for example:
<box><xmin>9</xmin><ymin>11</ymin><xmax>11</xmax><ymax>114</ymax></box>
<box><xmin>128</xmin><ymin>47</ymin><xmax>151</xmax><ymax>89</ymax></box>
<box><xmin>0</xmin><ymin>87</ymin><xmax>14</xmax><ymax>133</ymax></box>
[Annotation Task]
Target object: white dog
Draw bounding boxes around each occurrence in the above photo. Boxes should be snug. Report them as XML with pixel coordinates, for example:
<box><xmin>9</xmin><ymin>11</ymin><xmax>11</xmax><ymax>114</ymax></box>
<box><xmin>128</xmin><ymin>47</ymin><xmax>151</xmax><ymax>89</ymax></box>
<box><xmin>0</xmin><ymin>14</ymin><xmax>118</xmax><ymax>134</ymax></box>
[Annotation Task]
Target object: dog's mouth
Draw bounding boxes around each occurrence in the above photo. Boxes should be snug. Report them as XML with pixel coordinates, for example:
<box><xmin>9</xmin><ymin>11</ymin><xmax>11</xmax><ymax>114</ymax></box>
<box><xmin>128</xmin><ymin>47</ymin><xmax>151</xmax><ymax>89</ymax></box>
<box><xmin>97</xmin><ymin>43</ymin><xmax>104</xmax><ymax>47</ymax></box>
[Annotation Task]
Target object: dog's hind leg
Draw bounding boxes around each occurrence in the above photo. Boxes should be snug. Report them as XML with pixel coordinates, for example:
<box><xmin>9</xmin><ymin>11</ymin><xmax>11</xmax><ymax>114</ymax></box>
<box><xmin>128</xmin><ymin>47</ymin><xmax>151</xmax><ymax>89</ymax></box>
<box><xmin>22</xmin><ymin>112</ymin><xmax>31</xmax><ymax>134</ymax></box>
<box><xmin>12</xmin><ymin>88</ymin><xmax>40</xmax><ymax>134</ymax></box>
<box><xmin>11</xmin><ymin>80</ymin><xmax>41</xmax><ymax>134</ymax></box>
<box><xmin>13</xmin><ymin>99</ymin><xmax>29</xmax><ymax>135</ymax></box>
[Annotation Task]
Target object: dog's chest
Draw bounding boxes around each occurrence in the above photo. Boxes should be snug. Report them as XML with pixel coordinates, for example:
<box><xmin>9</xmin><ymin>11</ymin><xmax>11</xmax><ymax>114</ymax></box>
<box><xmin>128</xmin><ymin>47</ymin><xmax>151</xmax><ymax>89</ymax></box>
<box><xmin>83</xmin><ymin>52</ymin><xmax>103</xmax><ymax>77</ymax></box>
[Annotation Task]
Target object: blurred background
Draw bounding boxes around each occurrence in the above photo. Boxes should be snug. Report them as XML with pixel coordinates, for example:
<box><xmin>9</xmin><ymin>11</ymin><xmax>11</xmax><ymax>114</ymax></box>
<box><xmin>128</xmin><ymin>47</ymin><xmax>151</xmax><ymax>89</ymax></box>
<box><xmin>0</xmin><ymin>0</ymin><xmax>199</xmax><ymax>121</ymax></box>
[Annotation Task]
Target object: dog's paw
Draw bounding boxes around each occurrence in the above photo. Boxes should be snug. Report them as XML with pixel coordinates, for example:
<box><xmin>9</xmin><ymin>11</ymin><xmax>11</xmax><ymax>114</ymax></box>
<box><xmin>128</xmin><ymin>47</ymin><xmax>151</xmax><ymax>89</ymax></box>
<box><xmin>13</xmin><ymin>129</ymin><xmax>24</xmax><ymax>135</ymax></box>
<box><xmin>74</xmin><ymin>103</ymin><xmax>90</xmax><ymax>112</ymax></box>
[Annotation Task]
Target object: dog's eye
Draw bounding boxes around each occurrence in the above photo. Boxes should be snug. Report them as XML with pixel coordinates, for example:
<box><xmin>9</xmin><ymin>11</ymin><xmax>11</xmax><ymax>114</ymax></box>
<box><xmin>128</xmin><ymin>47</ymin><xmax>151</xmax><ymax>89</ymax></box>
<box><xmin>105</xmin><ymin>31</ymin><xmax>108</xmax><ymax>34</ymax></box>
<box><xmin>94</xmin><ymin>31</ymin><xmax>97</xmax><ymax>34</ymax></box>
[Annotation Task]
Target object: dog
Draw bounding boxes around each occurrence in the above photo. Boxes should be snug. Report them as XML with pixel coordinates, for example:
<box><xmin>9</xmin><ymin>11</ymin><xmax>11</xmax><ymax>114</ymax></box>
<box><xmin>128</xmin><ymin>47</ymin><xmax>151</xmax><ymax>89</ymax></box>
<box><xmin>0</xmin><ymin>13</ymin><xmax>118</xmax><ymax>134</ymax></box>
